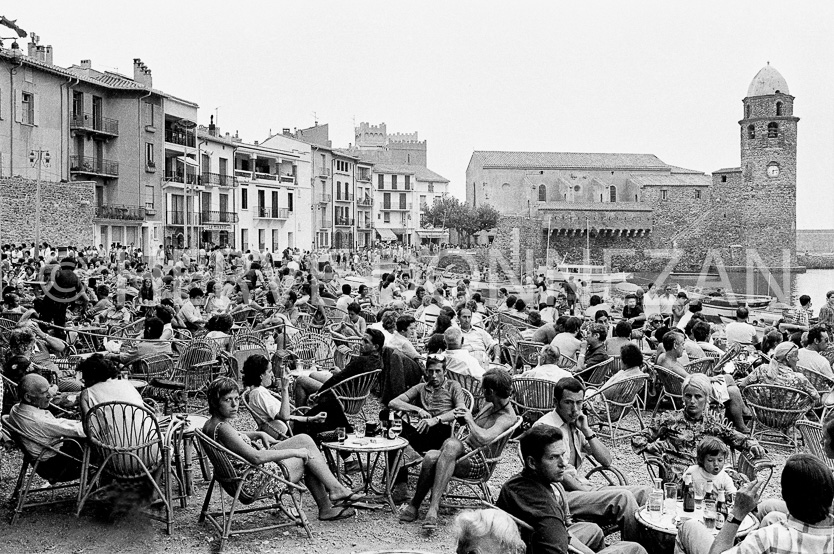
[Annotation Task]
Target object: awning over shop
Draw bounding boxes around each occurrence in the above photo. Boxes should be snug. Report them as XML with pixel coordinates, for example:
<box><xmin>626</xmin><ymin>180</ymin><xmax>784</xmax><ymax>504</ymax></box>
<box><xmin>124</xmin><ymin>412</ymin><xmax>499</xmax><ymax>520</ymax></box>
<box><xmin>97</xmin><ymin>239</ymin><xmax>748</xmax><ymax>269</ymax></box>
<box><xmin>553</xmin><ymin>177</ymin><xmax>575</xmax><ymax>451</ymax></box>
<box><xmin>416</xmin><ymin>228</ymin><xmax>449</xmax><ymax>238</ymax></box>
<box><xmin>376</xmin><ymin>228</ymin><xmax>398</xmax><ymax>241</ymax></box>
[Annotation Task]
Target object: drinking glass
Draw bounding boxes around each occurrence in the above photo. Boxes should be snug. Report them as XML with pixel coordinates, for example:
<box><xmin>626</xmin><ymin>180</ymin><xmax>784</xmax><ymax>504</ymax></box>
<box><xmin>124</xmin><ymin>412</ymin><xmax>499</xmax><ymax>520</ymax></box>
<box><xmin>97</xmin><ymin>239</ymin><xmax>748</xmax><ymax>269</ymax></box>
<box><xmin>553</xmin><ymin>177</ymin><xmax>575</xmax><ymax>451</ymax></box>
<box><xmin>389</xmin><ymin>418</ymin><xmax>402</xmax><ymax>440</ymax></box>
<box><xmin>663</xmin><ymin>483</ymin><xmax>678</xmax><ymax>516</ymax></box>
<box><xmin>693</xmin><ymin>480</ymin><xmax>706</xmax><ymax>510</ymax></box>
<box><xmin>354</xmin><ymin>424</ymin><xmax>366</xmax><ymax>439</ymax></box>
<box><xmin>703</xmin><ymin>499</ymin><xmax>717</xmax><ymax>530</ymax></box>
<box><xmin>336</xmin><ymin>427</ymin><xmax>346</xmax><ymax>443</ymax></box>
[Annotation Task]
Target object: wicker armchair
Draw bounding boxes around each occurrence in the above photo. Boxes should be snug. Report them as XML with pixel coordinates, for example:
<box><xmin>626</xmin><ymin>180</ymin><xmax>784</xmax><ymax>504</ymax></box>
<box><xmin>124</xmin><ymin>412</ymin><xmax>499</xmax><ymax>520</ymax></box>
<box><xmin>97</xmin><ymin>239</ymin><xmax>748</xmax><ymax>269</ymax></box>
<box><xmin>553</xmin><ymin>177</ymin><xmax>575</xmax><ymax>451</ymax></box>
<box><xmin>442</xmin><ymin>416</ymin><xmax>523</xmax><ymax>506</ymax></box>
<box><xmin>328</xmin><ymin>323</ymin><xmax>363</xmax><ymax>370</ymax></box>
<box><xmin>796</xmin><ymin>365</ymin><xmax>834</xmax><ymax>410</ymax></box>
<box><xmin>324</xmin><ymin>369</ymin><xmax>381</xmax><ymax>422</ymax></box>
<box><xmin>515</xmin><ymin>340</ymin><xmax>544</xmax><ymax>371</ymax></box>
<box><xmin>241</xmin><ymin>389</ymin><xmax>292</xmax><ymax>440</ymax></box>
<box><xmin>585</xmin><ymin>373</ymin><xmax>649</xmax><ymax>444</ymax></box>
<box><xmin>78</xmin><ymin>401</ymin><xmax>184</xmax><ymax>534</ymax></box>
<box><xmin>228</xmin><ymin>334</ymin><xmax>268</xmax><ymax>380</ymax></box>
<box><xmin>2</xmin><ymin>415</ymin><xmax>86</xmax><ymax>524</ymax></box>
<box><xmin>289</xmin><ymin>333</ymin><xmax>336</xmax><ymax>371</ymax></box>
<box><xmin>742</xmin><ymin>384</ymin><xmax>816</xmax><ymax>449</ymax></box>
<box><xmin>684</xmin><ymin>357</ymin><xmax>715</xmax><ymax>377</ymax></box>
<box><xmin>169</xmin><ymin>339</ymin><xmax>222</xmax><ymax>412</ymax></box>
<box><xmin>650</xmin><ymin>363</ymin><xmax>686</xmax><ymax>419</ymax></box>
<box><xmin>573</xmin><ymin>358</ymin><xmax>614</xmax><ymax>388</ymax></box>
<box><xmin>796</xmin><ymin>419</ymin><xmax>834</xmax><ymax>470</ymax></box>
<box><xmin>557</xmin><ymin>354</ymin><xmax>578</xmax><ymax>370</ymax></box>
<box><xmin>511</xmin><ymin>377</ymin><xmax>557</xmax><ymax>423</ymax></box>
<box><xmin>195</xmin><ymin>430</ymin><xmax>312</xmax><ymax>551</ymax></box>
<box><xmin>446</xmin><ymin>370</ymin><xmax>484</xmax><ymax>411</ymax></box>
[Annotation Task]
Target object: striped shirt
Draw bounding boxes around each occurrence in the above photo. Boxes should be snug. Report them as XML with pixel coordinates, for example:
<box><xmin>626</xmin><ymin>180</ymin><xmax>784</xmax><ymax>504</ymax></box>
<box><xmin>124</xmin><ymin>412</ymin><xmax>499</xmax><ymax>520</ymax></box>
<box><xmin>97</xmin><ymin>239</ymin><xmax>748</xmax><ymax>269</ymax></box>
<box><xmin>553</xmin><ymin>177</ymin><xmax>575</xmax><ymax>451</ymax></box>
<box><xmin>726</xmin><ymin>515</ymin><xmax>834</xmax><ymax>554</ymax></box>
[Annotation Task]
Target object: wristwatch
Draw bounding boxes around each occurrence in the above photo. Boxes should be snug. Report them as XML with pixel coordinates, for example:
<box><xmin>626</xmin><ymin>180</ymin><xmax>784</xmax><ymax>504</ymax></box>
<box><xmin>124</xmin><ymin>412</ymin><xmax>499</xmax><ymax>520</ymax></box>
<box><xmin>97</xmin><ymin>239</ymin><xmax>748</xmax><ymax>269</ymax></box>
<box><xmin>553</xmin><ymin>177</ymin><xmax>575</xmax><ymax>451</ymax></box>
<box><xmin>727</xmin><ymin>515</ymin><xmax>744</xmax><ymax>526</ymax></box>
<box><xmin>584</xmin><ymin>433</ymin><xmax>597</xmax><ymax>441</ymax></box>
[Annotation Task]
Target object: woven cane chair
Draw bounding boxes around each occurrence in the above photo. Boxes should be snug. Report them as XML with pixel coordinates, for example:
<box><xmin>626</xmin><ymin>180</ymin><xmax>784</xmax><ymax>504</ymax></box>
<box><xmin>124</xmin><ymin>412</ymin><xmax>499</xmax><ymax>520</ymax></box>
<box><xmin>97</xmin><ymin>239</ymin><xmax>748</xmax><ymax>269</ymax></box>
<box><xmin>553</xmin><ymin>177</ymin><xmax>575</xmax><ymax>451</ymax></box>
<box><xmin>573</xmin><ymin>358</ymin><xmax>615</xmax><ymax>389</ymax></box>
<box><xmin>360</xmin><ymin>310</ymin><xmax>377</xmax><ymax>324</ymax></box>
<box><xmin>585</xmin><ymin>374</ymin><xmax>649</xmax><ymax>444</ymax></box>
<box><xmin>77</xmin><ymin>401</ymin><xmax>184</xmax><ymax>534</ymax></box>
<box><xmin>2</xmin><ymin>415</ymin><xmax>85</xmax><ymax>524</ymax></box>
<box><xmin>556</xmin><ymin>354</ymin><xmax>579</xmax><ymax>370</ymax></box>
<box><xmin>516</xmin><ymin>340</ymin><xmax>544</xmax><ymax>371</ymax></box>
<box><xmin>442</xmin><ymin>416</ymin><xmax>523</xmax><ymax>506</ymax></box>
<box><xmin>325</xmin><ymin>369</ymin><xmax>381</xmax><ymax>422</ymax></box>
<box><xmin>796</xmin><ymin>419</ymin><xmax>834</xmax><ymax>470</ymax></box>
<box><xmin>289</xmin><ymin>333</ymin><xmax>336</xmax><ymax>371</ymax></box>
<box><xmin>684</xmin><ymin>357</ymin><xmax>715</xmax><ymax>377</ymax></box>
<box><xmin>322</xmin><ymin>305</ymin><xmax>349</xmax><ymax>326</ymax></box>
<box><xmin>169</xmin><ymin>339</ymin><xmax>222</xmax><ymax>412</ymax></box>
<box><xmin>796</xmin><ymin>365</ymin><xmax>834</xmax><ymax>410</ymax></box>
<box><xmin>446</xmin><ymin>370</ymin><xmax>484</xmax><ymax>412</ymax></box>
<box><xmin>742</xmin><ymin>384</ymin><xmax>815</xmax><ymax>449</ymax></box>
<box><xmin>328</xmin><ymin>323</ymin><xmax>363</xmax><ymax>370</ymax></box>
<box><xmin>511</xmin><ymin>377</ymin><xmax>557</xmax><ymax>424</ymax></box>
<box><xmin>228</xmin><ymin>334</ymin><xmax>268</xmax><ymax>380</ymax></box>
<box><xmin>650</xmin><ymin>363</ymin><xmax>686</xmax><ymax>418</ymax></box>
<box><xmin>195</xmin><ymin>429</ymin><xmax>312</xmax><ymax>551</ymax></box>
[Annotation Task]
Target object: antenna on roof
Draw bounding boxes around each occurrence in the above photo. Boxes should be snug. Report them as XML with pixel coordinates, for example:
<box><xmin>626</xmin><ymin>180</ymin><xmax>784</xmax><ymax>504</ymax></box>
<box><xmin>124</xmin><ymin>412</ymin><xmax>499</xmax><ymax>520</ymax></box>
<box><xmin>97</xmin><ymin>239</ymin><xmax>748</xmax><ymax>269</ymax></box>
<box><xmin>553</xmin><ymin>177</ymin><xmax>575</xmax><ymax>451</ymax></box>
<box><xmin>312</xmin><ymin>111</ymin><xmax>318</xmax><ymax>126</ymax></box>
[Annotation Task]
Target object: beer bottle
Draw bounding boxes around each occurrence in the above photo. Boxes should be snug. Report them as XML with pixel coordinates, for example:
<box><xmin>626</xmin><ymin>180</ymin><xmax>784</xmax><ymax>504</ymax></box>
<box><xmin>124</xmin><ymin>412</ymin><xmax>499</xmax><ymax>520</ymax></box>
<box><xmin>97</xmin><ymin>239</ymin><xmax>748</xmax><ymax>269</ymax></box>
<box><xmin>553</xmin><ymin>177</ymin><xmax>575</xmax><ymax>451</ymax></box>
<box><xmin>715</xmin><ymin>489</ymin><xmax>727</xmax><ymax>529</ymax></box>
<box><xmin>683</xmin><ymin>474</ymin><xmax>695</xmax><ymax>513</ymax></box>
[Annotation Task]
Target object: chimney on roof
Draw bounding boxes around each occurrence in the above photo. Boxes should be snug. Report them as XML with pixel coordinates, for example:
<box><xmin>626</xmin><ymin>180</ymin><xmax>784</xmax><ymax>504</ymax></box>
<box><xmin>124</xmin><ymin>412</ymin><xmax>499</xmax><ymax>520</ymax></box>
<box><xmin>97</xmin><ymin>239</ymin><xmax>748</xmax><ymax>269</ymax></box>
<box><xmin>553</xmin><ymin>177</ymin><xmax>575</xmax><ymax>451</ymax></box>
<box><xmin>80</xmin><ymin>59</ymin><xmax>91</xmax><ymax>69</ymax></box>
<box><xmin>44</xmin><ymin>45</ymin><xmax>53</xmax><ymax>65</ymax></box>
<box><xmin>27</xmin><ymin>41</ymin><xmax>36</xmax><ymax>58</ymax></box>
<box><xmin>209</xmin><ymin>115</ymin><xmax>216</xmax><ymax>137</ymax></box>
<box><xmin>133</xmin><ymin>58</ymin><xmax>152</xmax><ymax>88</ymax></box>
<box><xmin>254</xmin><ymin>140</ymin><xmax>259</xmax><ymax>146</ymax></box>
<box><xmin>282</xmin><ymin>128</ymin><xmax>291</xmax><ymax>136</ymax></box>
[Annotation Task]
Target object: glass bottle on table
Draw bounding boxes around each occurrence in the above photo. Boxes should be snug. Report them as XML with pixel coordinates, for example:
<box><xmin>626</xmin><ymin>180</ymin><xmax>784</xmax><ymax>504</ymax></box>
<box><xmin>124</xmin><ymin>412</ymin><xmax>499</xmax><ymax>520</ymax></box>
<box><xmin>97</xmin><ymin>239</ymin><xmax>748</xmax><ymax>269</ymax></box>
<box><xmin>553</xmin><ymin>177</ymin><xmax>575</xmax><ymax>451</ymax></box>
<box><xmin>715</xmin><ymin>489</ymin><xmax>727</xmax><ymax>530</ymax></box>
<box><xmin>682</xmin><ymin>473</ymin><xmax>695</xmax><ymax>513</ymax></box>
<box><xmin>648</xmin><ymin>478</ymin><xmax>664</xmax><ymax>518</ymax></box>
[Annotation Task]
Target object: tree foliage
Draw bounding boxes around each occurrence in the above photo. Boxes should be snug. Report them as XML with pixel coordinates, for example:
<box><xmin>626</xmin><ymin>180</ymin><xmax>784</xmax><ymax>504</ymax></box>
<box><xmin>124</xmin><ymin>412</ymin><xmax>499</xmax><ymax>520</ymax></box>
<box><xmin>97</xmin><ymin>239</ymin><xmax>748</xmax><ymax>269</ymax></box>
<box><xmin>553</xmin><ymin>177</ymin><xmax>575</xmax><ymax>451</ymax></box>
<box><xmin>421</xmin><ymin>195</ymin><xmax>500</xmax><ymax>244</ymax></box>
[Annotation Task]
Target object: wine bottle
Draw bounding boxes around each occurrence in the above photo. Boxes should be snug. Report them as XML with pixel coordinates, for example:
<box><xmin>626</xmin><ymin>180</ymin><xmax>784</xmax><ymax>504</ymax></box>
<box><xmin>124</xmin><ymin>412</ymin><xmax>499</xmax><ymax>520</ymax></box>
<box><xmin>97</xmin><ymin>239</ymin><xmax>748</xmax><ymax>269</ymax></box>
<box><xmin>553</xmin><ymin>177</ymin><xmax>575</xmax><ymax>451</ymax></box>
<box><xmin>683</xmin><ymin>474</ymin><xmax>695</xmax><ymax>513</ymax></box>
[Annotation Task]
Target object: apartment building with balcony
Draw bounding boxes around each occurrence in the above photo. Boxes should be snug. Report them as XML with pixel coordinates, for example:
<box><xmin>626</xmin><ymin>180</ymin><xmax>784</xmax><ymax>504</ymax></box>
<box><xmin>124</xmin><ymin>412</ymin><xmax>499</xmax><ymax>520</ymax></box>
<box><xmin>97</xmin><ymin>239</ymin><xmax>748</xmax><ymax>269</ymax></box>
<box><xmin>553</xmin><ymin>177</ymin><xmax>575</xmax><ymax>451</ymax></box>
<box><xmin>0</xmin><ymin>38</ymin><xmax>190</xmax><ymax>254</ymax></box>
<box><xmin>355</xmin><ymin>160</ymin><xmax>374</xmax><ymax>247</ymax></box>
<box><xmin>373</xmin><ymin>164</ymin><xmax>449</xmax><ymax>245</ymax></box>
<box><xmin>237</xmin><ymin>131</ymin><xmax>312</xmax><ymax>254</ymax></box>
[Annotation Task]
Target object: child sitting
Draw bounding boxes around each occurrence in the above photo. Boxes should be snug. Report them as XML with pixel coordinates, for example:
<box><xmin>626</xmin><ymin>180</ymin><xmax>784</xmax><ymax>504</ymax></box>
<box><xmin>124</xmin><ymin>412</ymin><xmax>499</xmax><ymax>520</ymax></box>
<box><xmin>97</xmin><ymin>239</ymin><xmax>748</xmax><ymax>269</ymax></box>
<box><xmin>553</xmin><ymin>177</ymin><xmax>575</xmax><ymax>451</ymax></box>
<box><xmin>683</xmin><ymin>436</ymin><xmax>737</xmax><ymax>494</ymax></box>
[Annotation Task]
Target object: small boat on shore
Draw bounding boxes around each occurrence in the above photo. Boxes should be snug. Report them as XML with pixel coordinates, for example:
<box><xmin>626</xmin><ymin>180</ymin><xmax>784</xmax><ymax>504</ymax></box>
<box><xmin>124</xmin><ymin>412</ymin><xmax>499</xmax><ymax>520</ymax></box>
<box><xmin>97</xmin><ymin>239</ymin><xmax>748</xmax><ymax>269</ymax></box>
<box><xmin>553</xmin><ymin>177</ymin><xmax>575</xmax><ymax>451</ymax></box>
<box><xmin>693</xmin><ymin>291</ymin><xmax>773</xmax><ymax>318</ymax></box>
<box><xmin>544</xmin><ymin>263</ymin><xmax>633</xmax><ymax>284</ymax></box>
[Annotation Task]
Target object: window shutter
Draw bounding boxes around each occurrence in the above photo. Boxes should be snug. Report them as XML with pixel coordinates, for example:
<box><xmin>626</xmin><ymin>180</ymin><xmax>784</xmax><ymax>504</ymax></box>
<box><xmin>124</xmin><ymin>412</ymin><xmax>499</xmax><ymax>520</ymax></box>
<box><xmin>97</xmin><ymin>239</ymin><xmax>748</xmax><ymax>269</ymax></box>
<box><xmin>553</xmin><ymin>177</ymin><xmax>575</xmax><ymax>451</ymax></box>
<box><xmin>33</xmin><ymin>93</ymin><xmax>39</xmax><ymax>126</ymax></box>
<box><xmin>14</xmin><ymin>89</ymin><xmax>22</xmax><ymax>123</ymax></box>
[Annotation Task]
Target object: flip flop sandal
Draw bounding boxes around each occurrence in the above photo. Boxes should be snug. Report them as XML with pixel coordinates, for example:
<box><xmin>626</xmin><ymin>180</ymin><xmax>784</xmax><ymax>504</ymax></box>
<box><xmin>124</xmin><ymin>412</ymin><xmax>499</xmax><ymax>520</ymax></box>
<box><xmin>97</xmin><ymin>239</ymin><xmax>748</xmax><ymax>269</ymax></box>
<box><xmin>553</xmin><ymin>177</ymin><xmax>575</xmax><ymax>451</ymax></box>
<box><xmin>422</xmin><ymin>516</ymin><xmax>438</xmax><ymax>531</ymax></box>
<box><xmin>332</xmin><ymin>491</ymin><xmax>365</xmax><ymax>507</ymax></box>
<box><xmin>319</xmin><ymin>506</ymin><xmax>356</xmax><ymax>521</ymax></box>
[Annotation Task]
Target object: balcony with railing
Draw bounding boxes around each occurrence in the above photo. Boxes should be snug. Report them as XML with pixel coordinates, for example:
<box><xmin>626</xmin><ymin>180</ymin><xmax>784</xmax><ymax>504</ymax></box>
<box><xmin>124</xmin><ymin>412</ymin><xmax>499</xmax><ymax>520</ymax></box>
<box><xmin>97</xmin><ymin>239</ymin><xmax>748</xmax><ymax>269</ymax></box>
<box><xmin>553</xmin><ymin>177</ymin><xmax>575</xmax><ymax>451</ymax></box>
<box><xmin>164</xmin><ymin>171</ymin><xmax>199</xmax><ymax>185</ymax></box>
<box><xmin>357</xmin><ymin>196</ymin><xmax>373</xmax><ymax>207</ymax></box>
<box><xmin>254</xmin><ymin>171</ymin><xmax>277</xmax><ymax>181</ymax></box>
<box><xmin>165</xmin><ymin>128</ymin><xmax>196</xmax><ymax>147</ymax></box>
<box><xmin>202</xmin><ymin>172</ymin><xmax>238</xmax><ymax>187</ymax></box>
<box><xmin>94</xmin><ymin>204</ymin><xmax>145</xmax><ymax>221</ymax></box>
<box><xmin>318</xmin><ymin>194</ymin><xmax>332</xmax><ymax>204</ymax></box>
<box><xmin>335</xmin><ymin>218</ymin><xmax>354</xmax><ymax>227</ymax></box>
<box><xmin>335</xmin><ymin>193</ymin><xmax>354</xmax><ymax>202</ymax></box>
<box><xmin>363</xmin><ymin>221</ymin><xmax>373</xmax><ymax>229</ymax></box>
<box><xmin>382</xmin><ymin>202</ymin><xmax>412</xmax><ymax>211</ymax></box>
<box><xmin>70</xmin><ymin>113</ymin><xmax>119</xmax><ymax>137</ymax></box>
<box><xmin>70</xmin><ymin>155</ymin><xmax>119</xmax><ymax>178</ymax></box>
<box><xmin>166</xmin><ymin>211</ymin><xmax>238</xmax><ymax>225</ymax></box>
<box><xmin>357</xmin><ymin>171</ymin><xmax>371</xmax><ymax>182</ymax></box>
<box><xmin>280</xmin><ymin>175</ymin><xmax>296</xmax><ymax>184</ymax></box>
<box><xmin>201</xmin><ymin>210</ymin><xmax>239</xmax><ymax>224</ymax></box>
<box><xmin>318</xmin><ymin>167</ymin><xmax>331</xmax><ymax>177</ymax></box>
<box><xmin>256</xmin><ymin>206</ymin><xmax>290</xmax><ymax>220</ymax></box>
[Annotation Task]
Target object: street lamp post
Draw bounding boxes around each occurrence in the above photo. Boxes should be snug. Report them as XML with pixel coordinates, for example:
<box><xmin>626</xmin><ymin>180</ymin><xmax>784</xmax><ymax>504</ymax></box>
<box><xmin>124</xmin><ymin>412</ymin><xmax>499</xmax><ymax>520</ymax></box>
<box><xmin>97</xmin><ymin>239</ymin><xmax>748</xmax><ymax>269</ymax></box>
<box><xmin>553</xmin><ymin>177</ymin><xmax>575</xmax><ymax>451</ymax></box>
<box><xmin>29</xmin><ymin>149</ymin><xmax>51</xmax><ymax>257</ymax></box>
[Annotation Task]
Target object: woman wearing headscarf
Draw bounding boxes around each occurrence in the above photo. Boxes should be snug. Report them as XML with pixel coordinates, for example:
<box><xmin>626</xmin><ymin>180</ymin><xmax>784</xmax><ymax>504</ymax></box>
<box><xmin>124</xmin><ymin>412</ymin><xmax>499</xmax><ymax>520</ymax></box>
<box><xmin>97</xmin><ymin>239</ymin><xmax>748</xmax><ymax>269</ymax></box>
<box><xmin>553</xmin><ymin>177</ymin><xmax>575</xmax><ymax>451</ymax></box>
<box><xmin>738</xmin><ymin>341</ymin><xmax>820</xmax><ymax>402</ymax></box>
<box><xmin>632</xmin><ymin>373</ymin><xmax>766</xmax><ymax>483</ymax></box>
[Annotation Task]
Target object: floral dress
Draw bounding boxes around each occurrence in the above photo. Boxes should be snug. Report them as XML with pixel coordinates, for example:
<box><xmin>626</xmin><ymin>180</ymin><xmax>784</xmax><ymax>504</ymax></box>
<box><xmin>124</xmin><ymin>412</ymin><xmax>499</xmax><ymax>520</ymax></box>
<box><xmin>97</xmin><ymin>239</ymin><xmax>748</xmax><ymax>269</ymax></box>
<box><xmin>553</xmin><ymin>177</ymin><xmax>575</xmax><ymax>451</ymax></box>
<box><xmin>631</xmin><ymin>410</ymin><xmax>759</xmax><ymax>484</ymax></box>
<box><xmin>213</xmin><ymin>422</ymin><xmax>285</xmax><ymax>503</ymax></box>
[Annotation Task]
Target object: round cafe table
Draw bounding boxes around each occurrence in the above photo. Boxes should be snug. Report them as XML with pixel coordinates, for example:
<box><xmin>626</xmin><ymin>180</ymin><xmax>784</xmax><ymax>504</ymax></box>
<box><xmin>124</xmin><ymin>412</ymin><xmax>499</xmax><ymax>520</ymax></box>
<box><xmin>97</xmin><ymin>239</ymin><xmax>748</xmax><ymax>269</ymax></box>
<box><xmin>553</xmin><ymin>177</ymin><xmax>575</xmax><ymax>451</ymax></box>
<box><xmin>635</xmin><ymin>501</ymin><xmax>758</xmax><ymax>554</ymax></box>
<box><xmin>321</xmin><ymin>435</ymin><xmax>408</xmax><ymax>514</ymax></box>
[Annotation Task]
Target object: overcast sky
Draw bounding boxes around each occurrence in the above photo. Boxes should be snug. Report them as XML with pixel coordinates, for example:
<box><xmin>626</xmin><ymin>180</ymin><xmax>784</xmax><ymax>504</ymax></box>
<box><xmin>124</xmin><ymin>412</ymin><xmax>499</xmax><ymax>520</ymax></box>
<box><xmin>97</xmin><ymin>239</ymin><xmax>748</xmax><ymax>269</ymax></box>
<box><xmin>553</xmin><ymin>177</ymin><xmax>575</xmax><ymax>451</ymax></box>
<box><xmin>11</xmin><ymin>1</ymin><xmax>834</xmax><ymax>228</ymax></box>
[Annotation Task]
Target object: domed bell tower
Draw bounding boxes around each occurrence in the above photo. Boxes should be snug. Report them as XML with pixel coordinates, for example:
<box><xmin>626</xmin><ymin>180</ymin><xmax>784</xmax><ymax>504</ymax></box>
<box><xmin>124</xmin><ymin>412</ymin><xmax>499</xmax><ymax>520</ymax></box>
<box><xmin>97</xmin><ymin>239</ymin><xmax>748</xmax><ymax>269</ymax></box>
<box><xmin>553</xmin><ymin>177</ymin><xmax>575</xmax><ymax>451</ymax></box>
<box><xmin>739</xmin><ymin>63</ymin><xmax>798</xmax><ymax>265</ymax></box>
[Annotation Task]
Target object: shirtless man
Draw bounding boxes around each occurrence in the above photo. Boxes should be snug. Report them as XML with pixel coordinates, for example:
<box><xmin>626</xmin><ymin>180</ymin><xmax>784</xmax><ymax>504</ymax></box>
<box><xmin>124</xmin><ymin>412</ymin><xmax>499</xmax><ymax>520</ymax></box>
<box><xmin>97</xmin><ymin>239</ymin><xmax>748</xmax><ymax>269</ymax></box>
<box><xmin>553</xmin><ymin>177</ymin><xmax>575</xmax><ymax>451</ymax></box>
<box><xmin>398</xmin><ymin>367</ymin><xmax>517</xmax><ymax>530</ymax></box>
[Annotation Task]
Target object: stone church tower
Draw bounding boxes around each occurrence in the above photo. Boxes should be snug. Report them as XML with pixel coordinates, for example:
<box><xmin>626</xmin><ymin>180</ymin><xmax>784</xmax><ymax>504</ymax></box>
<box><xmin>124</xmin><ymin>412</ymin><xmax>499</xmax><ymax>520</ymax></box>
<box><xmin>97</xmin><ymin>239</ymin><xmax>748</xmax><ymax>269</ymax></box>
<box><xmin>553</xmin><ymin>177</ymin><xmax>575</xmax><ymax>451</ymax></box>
<box><xmin>712</xmin><ymin>64</ymin><xmax>798</xmax><ymax>268</ymax></box>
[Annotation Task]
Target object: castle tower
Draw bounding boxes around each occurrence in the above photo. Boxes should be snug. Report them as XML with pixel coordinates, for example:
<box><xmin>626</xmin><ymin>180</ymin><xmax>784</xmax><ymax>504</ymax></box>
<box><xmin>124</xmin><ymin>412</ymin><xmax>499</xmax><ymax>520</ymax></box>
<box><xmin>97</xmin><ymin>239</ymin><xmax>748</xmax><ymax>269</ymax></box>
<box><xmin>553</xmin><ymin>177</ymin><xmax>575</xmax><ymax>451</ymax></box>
<box><xmin>713</xmin><ymin>64</ymin><xmax>798</xmax><ymax>268</ymax></box>
<box><xmin>742</xmin><ymin>64</ymin><xmax>798</xmax><ymax>264</ymax></box>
